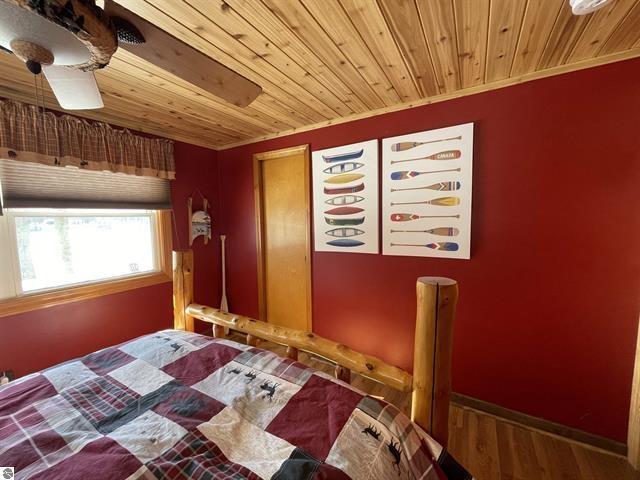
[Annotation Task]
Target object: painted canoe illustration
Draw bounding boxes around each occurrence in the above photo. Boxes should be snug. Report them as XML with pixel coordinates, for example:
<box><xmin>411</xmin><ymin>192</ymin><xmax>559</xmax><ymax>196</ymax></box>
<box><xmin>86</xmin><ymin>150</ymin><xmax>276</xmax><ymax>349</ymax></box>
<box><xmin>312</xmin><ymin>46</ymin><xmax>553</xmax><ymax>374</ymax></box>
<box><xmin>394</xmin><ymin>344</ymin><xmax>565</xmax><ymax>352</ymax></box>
<box><xmin>390</xmin><ymin>242</ymin><xmax>459</xmax><ymax>251</ymax></box>
<box><xmin>324</xmin><ymin>195</ymin><xmax>364</xmax><ymax>206</ymax></box>
<box><xmin>391</xmin><ymin>181</ymin><xmax>461</xmax><ymax>193</ymax></box>
<box><xmin>322</xmin><ymin>149</ymin><xmax>364</xmax><ymax>163</ymax></box>
<box><xmin>324</xmin><ymin>206</ymin><xmax>364</xmax><ymax>216</ymax></box>
<box><xmin>326</xmin><ymin>227</ymin><xmax>364</xmax><ymax>238</ymax></box>
<box><xmin>391</xmin><ymin>168</ymin><xmax>460</xmax><ymax>180</ymax></box>
<box><xmin>324</xmin><ymin>173</ymin><xmax>365</xmax><ymax>184</ymax></box>
<box><xmin>323</xmin><ymin>162</ymin><xmax>364</xmax><ymax>174</ymax></box>
<box><xmin>391</xmin><ymin>136</ymin><xmax>461</xmax><ymax>152</ymax></box>
<box><xmin>324</xmin><ymin>183</ymin><xmax>365</xmax><ymax>195</ymax></box>
<box><xmin>325</xmin><ymin>217</ymin><xmax>365</xmax><ymax>226</ymax></box>
<box><xmin>390</xmin><ymin>227</ymin><xmax>460</xmax><ymax>236</ymax></box>
<box><xmin>328</xmin><ymin>239</ymin><xmax>365</xmax><ymax>248</ymax></box>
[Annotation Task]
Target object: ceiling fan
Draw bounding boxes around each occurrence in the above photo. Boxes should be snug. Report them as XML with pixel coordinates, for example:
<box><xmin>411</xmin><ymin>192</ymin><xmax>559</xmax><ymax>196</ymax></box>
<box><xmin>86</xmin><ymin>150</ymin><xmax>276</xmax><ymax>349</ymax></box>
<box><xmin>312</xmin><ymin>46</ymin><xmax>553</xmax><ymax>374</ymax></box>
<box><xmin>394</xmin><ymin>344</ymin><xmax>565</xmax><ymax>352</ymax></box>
<box><xmin>0</xmin><ymin>0</ymin><xmax>261</xmax><ymax>110</ymax></box>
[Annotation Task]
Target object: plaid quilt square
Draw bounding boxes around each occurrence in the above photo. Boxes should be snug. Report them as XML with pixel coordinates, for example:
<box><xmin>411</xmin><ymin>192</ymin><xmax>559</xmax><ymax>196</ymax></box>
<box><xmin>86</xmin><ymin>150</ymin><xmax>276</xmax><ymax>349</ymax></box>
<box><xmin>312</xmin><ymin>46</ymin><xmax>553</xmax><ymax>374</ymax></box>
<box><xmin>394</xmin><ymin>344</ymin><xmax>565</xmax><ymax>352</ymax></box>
<box><xmin>267</xmin><ymin>373</ymin><xmax>364</xmax><ymax>461</ymax></box>
<box><xmin>151</xmin><ymin>384</ymin><xmax>225</xmax><ymax>431</ymax></box>
<box><xmin>61</xmin><ymin>376</ymin><xmax>140</xmax><ymax>426</ymax></box>
<box><xmin>146</xmin><ymin>429</ymin><xmax>260</xmax><ymax>480</ymax></box>
<box><xmin>81</xmin><ymin>347</ymin><xmax>136</xmax><ymax>376</ymax></box>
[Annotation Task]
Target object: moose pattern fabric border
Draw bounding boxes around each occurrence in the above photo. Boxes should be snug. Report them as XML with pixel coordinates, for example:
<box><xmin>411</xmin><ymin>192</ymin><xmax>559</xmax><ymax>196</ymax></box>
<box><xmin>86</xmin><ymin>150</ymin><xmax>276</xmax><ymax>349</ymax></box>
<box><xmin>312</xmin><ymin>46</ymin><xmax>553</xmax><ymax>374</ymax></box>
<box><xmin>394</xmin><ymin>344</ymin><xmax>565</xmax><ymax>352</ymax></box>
<box><xmin>312</xmin><ymin>140</ymin><xmax>379</xmax><ymax>254</ymax></box>
<box><xmin>382</xmin><ymin>123</ymin><xmax>474</xmax><ymax>259</ymax></box>
<box><xmin>0</xmin><ymin>330</ymin><xmax>472</xmax><ymax>480</ymax></box>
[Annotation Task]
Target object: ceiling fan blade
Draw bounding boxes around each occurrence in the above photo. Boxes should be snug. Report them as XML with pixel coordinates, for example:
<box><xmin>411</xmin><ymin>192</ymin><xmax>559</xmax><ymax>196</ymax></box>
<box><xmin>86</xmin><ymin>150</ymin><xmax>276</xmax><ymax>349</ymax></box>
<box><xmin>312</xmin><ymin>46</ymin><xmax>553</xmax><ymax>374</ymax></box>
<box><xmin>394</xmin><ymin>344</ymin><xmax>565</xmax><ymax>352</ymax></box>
<box><xmin>103</xmin><ymin>0</ymin><xmax>261</xmax><ymax>108</ymax></box>
<box><xmin>43</xmin><ymin>65</ymin><xmax>104</xmax><ymax>110</ymax></box>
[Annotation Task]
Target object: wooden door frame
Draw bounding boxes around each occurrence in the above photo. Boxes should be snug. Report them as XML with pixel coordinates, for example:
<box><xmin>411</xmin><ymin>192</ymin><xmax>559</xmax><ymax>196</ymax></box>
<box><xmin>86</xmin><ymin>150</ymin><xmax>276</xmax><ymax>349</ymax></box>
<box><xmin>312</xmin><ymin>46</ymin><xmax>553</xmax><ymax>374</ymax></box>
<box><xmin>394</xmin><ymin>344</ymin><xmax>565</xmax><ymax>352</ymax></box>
<box><xmin>253</xmin><ymin>144</ymin><xmax>312</xmax><ymax>330</ymax></box>
<box><xmin>628</xmin><ymin>316</ymin><xmax>640</xmax><ymax>468</ymax></box>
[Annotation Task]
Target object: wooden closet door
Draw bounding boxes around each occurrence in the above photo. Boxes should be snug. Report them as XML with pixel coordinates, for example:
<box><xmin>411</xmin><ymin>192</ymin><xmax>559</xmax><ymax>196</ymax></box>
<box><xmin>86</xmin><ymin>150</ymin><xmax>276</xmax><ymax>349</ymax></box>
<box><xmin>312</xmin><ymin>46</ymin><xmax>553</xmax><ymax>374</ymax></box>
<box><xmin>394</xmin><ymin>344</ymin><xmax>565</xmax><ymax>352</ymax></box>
<box><xmin>254</xmin><ymin>145</ymin><xmax>311</xmax><ymax>331</ymax></box>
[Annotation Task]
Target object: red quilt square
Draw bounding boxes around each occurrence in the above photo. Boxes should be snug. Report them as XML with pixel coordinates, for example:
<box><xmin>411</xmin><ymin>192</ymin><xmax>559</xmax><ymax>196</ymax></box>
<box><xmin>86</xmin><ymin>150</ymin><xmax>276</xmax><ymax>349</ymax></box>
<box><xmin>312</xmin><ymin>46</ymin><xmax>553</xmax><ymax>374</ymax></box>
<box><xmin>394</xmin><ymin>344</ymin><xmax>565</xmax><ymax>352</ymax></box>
<box><xmin>0</xmin><ymin>437</ymin><xmax>40</xmax><ymax>472</ymax></box>
<box><xmin>0</xmin><ymin>375</ymin><xmax>57</xmax><ymax>415</ymax></box>
<box><xmin>30</xmin><ymin>437</ymin><xmax>143</xmax><ymax>480</ymax></box>
<box><xmin>266</xmin><ymin>374</ymin><xmax>363</xmax><ymax>461</ymax></box>
<box><xmin>81</xmin><ymin>347</ymin><xmax>136</xmax><ymax>375</ymax></box>
<box><xmin>162</xmin><ymin>342</ymin><xmax>242</xmax><ymax>386</ymax></box>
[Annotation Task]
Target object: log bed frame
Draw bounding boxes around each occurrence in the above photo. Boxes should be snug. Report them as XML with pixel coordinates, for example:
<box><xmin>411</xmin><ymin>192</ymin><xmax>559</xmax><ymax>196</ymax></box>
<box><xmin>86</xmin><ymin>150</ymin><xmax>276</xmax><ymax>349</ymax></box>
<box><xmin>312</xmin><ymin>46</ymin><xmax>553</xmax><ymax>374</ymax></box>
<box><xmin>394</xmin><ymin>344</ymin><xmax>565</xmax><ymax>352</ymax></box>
<box><xmin>172</xmin><ymin>250</ymin><xmax>459</xmax><ymax>446</ymax></box>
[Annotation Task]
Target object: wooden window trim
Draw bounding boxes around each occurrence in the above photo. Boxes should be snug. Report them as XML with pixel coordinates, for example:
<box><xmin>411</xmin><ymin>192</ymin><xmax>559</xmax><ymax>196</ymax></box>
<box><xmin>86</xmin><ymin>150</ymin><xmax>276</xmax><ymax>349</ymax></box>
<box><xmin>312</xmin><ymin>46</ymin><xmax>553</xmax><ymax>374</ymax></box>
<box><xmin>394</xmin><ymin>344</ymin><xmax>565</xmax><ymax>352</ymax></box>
<box><xmin>0</xmin><ymin>210</ymin><xmax>172</xmax><ymax>318</ymax></box>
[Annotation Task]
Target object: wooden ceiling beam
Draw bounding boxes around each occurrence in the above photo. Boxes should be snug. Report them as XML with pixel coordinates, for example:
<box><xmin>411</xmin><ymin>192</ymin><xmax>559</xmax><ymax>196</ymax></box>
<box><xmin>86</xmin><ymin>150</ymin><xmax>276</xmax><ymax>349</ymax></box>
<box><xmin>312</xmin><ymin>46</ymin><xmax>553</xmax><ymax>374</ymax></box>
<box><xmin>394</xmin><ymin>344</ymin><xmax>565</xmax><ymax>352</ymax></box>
<box><xmin>485</xmin><ymin>0</ymin><xmax>527</xmax><ymax>82</ymax></box>
<box><xmin>453</xmin><ymin>0</ymin><xmax>490</xmax><ymax>88</ymax></box>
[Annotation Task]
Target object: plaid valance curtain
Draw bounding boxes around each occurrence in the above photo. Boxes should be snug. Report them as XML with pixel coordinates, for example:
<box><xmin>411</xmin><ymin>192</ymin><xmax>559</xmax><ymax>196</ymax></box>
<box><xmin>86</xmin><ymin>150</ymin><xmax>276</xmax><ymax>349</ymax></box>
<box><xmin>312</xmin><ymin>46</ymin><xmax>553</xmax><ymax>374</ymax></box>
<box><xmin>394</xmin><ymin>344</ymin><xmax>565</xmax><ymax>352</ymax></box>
<box><xmin>0</xmin><ymin>99</ymin><xmax>175</xmax><ymax>179</ymax></box>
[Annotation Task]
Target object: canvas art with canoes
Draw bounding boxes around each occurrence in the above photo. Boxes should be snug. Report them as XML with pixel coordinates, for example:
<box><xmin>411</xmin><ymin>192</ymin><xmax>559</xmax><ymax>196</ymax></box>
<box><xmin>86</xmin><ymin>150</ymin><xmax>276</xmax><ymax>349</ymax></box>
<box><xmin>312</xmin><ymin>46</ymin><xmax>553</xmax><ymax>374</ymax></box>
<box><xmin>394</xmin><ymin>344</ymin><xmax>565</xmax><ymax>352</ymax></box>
<box><xmin>325</xmin><ymin>217</ymin><xmax>365</xmax><ymax>226</ymax></box>
<box><xmin>322</xmin><ymin>149</ymin><xmax>364</xmax><ymax>163</ymax></box>
<box><xmin>324</xmin><ymin>195</ymin><xmax>364</xmax><ymax>206</ymax></box>
<box><xmin>327</xmin><ymin>239</ymin><xmax>365</xmax><ymax>247</ymax></box>
<box><xmin>323</xmin><ymin>162</ymin><xmax>364</xmax><ymax>174</ymax></box>
<box><xmin>324</xmin><ymin>206</ymin><xmax>364</xmax><ymax>215</ymax></box>
<box><xmin>324</xmin><ymin>183</ymin><xmax>365</xmax><ymax>195</ymax></box>
<box><xmin>326</xmin><ymin>227</ymin><xmax>364</xmax><ymax>237</ymax></box>
<box><xmin>324</xmin><ymin>173</ymin><xmax>365</xmax><ymax>184</ymax></box>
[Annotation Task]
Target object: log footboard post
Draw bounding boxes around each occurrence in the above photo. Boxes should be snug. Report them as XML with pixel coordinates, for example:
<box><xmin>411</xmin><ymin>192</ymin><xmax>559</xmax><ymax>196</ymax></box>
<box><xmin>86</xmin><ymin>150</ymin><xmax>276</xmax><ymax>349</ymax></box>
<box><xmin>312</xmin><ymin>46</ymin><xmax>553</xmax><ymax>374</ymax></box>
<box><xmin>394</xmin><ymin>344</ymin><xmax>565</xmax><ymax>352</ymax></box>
<box><xmin>173</xmin><ymin>250</ymin><xmax>194</xmax><ymax>332</ymax></box>
<box><xmin>411</xmin><ymin>277</ymin><xmax>458</xmax><ymax>447</ymax></box>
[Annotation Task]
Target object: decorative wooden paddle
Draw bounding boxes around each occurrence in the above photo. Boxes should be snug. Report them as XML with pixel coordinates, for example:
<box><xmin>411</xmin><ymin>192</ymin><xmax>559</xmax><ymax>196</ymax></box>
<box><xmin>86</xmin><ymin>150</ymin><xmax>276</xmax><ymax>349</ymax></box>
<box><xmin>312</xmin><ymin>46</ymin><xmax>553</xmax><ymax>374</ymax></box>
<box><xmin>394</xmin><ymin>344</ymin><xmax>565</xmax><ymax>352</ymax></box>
<box><xmin>390</xmin><ymin>227</ymin><xmax>460</xmax><ymax>236</ymax></box>
<box><xmin>391</xmin><ymin>196</ymin><xmax>460</xmax><ymax>207</ymax></box>
<box><xmin>391</xmin><ymin>242</ymin><xmax>459</xmax><ymax>251</ymax></box>
<box><xmin>391</xmin><ymin>136</ymin><xmax>462</xmax><ymax>152</ymax></box>
<box><xmin>391</xmin><ymin>150</ymin><xmax>461</xmax><ymax>165</ymax></box>
<box><xmin>391</xmin><ymin>181</ymin><xmax>460</xmax><ymax>193</ymax></box>
<box><xmin>391</xmin><ymin>213</ymin><xmax>460</xmax><ymax>222</ymax></box>
<box><xmin>391</xmin><ymin>167</ymin><xmax>460</xmax><ymax>180</ymax></box>
<box><xmin>324</xmin><ymin>173</ymin><xmax>364</xmax><ymax>184</ymax></box>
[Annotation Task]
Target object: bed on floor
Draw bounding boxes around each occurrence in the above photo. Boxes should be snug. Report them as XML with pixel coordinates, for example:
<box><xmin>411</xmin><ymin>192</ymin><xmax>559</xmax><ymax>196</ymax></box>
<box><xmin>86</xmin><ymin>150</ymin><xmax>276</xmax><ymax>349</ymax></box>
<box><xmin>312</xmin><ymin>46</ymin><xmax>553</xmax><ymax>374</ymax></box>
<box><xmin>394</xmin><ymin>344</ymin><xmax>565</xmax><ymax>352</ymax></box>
<box><xmin>0</xmin><ymin>250</ymin><xmax>472</xmax><ymax>480</ymax></box>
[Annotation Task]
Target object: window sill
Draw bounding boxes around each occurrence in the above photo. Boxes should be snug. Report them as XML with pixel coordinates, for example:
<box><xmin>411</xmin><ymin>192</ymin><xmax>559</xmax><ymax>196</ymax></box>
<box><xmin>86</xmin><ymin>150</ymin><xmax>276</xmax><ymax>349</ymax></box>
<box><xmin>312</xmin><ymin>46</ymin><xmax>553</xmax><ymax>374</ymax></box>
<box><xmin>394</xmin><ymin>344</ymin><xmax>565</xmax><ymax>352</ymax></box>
<box><xmin>0</xmin><ymin>271</ymin><xmax>171</xmax><ymax>319</ymax></box>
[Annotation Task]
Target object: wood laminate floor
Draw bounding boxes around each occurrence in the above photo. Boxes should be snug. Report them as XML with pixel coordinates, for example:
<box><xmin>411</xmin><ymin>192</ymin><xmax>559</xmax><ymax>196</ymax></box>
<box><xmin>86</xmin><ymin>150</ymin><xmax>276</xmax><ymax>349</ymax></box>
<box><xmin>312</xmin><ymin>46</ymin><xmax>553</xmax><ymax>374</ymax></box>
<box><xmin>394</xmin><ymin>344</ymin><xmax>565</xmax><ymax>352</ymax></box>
<box><xmin>245</xmin><ymin>336</ymin><xmax>639</xmax><ymax>480</ymax></box>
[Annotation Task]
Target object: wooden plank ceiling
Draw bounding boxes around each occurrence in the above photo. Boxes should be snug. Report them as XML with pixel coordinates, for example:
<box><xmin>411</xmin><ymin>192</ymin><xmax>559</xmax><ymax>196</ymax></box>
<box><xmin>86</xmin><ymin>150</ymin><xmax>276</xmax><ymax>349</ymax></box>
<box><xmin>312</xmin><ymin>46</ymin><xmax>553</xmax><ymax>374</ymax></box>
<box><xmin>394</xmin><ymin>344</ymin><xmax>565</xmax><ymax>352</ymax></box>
<box><xmin>1</xmin><ymin>0</ymin><xmax>639</xmax><ymax>150</ymax></box>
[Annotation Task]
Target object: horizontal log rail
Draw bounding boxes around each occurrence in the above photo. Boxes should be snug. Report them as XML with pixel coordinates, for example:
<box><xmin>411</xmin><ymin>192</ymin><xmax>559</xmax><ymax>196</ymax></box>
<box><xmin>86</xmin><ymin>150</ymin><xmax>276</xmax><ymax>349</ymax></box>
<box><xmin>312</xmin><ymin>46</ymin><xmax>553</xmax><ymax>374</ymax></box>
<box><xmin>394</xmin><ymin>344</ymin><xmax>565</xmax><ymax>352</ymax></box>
<box><xmin>185</xmin><ymin>303</ymin><xmax>413</xmax><ymax>393</ymax></box>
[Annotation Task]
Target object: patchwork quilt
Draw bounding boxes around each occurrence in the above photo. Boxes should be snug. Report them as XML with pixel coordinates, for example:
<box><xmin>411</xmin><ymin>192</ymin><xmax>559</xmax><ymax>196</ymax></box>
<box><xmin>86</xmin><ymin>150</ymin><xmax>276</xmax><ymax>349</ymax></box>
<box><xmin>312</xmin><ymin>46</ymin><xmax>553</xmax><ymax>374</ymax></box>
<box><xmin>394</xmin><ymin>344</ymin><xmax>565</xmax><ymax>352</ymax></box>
<box><xmin>0</xmin><ymin>330</ymin><xmax>472</xmax><ymax>480</ymax></box>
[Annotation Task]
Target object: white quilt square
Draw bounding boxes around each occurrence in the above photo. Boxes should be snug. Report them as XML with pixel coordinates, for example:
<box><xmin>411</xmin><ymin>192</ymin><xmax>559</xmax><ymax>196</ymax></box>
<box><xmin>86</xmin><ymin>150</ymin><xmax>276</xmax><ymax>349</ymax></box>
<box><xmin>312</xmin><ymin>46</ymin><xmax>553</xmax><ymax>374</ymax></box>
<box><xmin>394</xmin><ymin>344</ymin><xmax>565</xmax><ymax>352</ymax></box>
<box><xmin>43</xmin><ymin>361</ymin><xmax>98</xmax><ymax>392</ymax></box>
<box><xmin>192</xmin><ymin>360</ymin><xmax>300</xmax><ymax>428</ymax></box>
<box><xmin>108</xmin><ymin>359</ymin><xmax>173</xmax><ymax>396</ymax></box>
<box><xmin>198</xmin><ymin>407</ymin><xmax>295</xmax><ymax>479</ymax></box>
<box><xmin>119</xmin><ymin>334</ymin><xmax>196</xmax><ymax>368</ymax></box>
<box><xmin>108</xmin><ymin>410</ymin><xmax>187</xmax><ymax>463</ymax></box>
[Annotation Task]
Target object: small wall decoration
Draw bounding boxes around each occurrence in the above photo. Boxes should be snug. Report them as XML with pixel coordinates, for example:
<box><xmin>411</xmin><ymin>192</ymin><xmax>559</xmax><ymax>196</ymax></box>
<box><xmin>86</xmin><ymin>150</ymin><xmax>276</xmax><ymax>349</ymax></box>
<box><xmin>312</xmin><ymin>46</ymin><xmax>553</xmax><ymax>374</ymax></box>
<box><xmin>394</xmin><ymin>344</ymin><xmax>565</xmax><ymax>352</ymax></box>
<box><xmin>188</xmin><ymin>193</ymin><xmax>211</xmax><ymax>245</ymax></box>
<box><xmin>312</xmin><ymin>140</ymin><xmax>378</xmax><ymax>254</ymax></box>
<box><xmin>382</xmin><ymin>123</ymin><xmax>473</xmax><ymax>259</ymax></box>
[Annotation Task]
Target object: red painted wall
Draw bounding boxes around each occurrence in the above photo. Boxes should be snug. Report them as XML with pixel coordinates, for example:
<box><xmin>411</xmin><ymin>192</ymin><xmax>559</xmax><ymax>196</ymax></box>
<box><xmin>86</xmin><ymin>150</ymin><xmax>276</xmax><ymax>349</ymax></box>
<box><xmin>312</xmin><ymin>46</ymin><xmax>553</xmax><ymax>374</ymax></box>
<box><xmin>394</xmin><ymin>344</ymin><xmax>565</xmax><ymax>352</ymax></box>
<box><xmin>0</xmin><ymin>141</ymin><xmax>219</xmax><ymax>377</ymax></box>
<box><xmin>218</xmin><ymin>58</ymin><xmax>640</xmax><ymax>442</ymax></box>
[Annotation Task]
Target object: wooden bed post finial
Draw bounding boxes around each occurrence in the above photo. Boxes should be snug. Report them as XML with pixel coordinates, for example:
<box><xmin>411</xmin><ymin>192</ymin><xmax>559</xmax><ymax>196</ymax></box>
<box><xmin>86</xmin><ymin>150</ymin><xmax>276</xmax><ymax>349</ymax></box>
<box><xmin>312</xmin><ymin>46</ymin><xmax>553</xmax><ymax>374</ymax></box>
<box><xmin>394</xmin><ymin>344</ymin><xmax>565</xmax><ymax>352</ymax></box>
<box><xmin>173</xmin><ymin>250</ymin><xmax>194</xmax><ymax>332</ymax></box>
<box><xmin>411</xmin><ymin>277</ymin><xmax>458</xmax><ymax>447</ymax></box>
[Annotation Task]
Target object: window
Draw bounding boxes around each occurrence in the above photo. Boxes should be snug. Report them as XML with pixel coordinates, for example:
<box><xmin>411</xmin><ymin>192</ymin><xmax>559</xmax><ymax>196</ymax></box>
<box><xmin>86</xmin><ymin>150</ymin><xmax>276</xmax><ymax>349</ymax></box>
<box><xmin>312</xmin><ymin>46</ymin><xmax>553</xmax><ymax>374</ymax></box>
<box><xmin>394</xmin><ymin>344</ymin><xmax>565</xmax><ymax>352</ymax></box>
<box><xmin>0</xmin><ymin>209</ymin><xmax>172</xmax><ymax>314</ymax></box>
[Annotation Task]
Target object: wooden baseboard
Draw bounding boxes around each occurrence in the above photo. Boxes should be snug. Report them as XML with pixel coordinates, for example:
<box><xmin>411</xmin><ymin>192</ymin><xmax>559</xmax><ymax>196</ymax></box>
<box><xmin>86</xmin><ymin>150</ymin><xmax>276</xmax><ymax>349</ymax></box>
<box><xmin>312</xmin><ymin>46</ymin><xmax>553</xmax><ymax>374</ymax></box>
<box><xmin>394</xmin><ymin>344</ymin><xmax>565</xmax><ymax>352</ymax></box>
<box><xmin>451</xmin><ymin>393</ymin><xmax>627</xmax><ymax>456</ymax></box>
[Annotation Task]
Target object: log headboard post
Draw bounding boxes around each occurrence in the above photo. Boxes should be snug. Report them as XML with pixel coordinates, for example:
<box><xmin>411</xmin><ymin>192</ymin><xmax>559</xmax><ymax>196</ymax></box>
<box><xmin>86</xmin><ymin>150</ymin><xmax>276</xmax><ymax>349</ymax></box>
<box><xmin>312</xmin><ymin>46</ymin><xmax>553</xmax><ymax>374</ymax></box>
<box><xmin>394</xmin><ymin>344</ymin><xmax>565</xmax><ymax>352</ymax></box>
<box><xmin>173</xmin><ymin>250</ymin><xmax>194</xmax><ymax>332</ymax></box>
<box><xmin>411</xmin><ymin>277</ymin><xmax>459</xmax><ymax>447</ymax></box>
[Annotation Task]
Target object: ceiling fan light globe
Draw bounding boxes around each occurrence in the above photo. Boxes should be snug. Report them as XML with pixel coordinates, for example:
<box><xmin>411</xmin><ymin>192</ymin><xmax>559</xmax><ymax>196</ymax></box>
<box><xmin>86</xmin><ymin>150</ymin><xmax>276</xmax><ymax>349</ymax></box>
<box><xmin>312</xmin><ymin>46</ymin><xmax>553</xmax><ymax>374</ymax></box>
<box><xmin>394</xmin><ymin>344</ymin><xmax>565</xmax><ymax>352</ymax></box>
<box><xmin>569</xmin><ymin>0</ymin><xmax>612</xmax><ymax>15</ymax></box>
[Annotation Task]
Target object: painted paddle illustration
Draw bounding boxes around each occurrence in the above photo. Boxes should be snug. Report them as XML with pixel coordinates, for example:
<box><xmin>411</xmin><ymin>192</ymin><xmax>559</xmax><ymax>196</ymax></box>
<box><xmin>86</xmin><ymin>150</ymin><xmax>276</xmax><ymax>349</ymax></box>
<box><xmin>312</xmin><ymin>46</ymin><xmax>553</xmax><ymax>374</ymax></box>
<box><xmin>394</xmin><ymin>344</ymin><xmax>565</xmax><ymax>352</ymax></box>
<box><xmin>324</xmin><ymin>195</ymin><xmax>364</xmax><ymax>206</ymax></box>
<box><xmin>390</xmin><ymin>242</ymin><xmax>459</xmax><ymax>251</ymax></box>
<box><xmin>390</xmin><ymin>213</ymin><xmax>460</xmax><ymax>222</ymax></box>
<box><xmin>391</xmin><ymin>136</ymin><xmax>462</xmax><ymax>152</ymax></box>
<box><xmin>324</xmin><ymin>183</ymin><xmax>365</xmax><ymax>195</ymax></box>
<box><xmin>391</xmin><ymin>196</ymin><xmax>460</xmax><ymax>207</ymax></box>
<box><xmin>391</xmin><ymin>150</ymin><xmax>461</xmax><ymax>165</ymax></box>
<box><xmin>323</xmin><ymin>162</ymin><xmax>363</xmax><ymax>174</ymax></box>
<box><xmin>322</xmin><ymin>149</ymin><xmax>364</xmax><ymax>163</ymax></box>
<box><xmin>391</xmin><ymin>181</ymin><xmax>460</xmax><ymax>193</ymax></box>
<box><xmin>324</xmin><ymin>173</ymin><xmax>364</xmax><ymax>184</ymax></box>
<box><xmin>391</xmin><ymin>167</ymin><xmax>460</xmax><ymax>180</ymax></box>
<box><xmin>390</xmin><ymin>227</ymin><xmax>460</xmax><ymax>236</ymax></box>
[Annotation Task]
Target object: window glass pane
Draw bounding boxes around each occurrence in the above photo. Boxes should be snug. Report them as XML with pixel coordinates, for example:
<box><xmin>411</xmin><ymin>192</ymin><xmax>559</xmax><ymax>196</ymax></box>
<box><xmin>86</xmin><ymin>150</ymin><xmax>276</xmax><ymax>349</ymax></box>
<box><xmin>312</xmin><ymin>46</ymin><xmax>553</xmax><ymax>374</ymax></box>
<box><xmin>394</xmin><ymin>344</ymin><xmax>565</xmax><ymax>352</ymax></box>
<box><xmin>13</xmin><ymin>212</ymin><xmax>157</xmax><ymax>293</ymax></box>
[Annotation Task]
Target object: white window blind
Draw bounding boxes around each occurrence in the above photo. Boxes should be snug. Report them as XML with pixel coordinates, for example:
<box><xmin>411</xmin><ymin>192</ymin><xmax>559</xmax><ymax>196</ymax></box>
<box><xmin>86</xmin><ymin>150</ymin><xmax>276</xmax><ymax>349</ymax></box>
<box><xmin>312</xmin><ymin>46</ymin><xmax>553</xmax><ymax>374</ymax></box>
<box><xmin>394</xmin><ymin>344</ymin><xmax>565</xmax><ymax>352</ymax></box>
<box><xmin>0</xmin><ymin>159</ymin><xmax>172</xmax><ymax>211</ymax></box>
